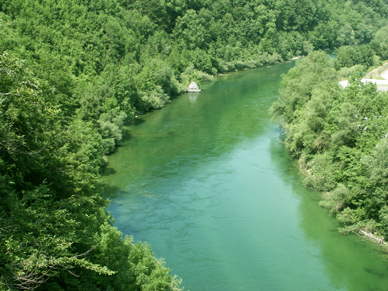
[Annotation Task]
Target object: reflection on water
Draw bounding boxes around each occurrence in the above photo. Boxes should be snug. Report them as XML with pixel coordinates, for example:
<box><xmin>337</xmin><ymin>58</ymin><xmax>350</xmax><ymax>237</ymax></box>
<box><xmin>187</xmin><ymin>92</ymin><xmax>200</xmax><ymax>103</ymax></box>
<box><xmin>104</xmin><ymin>63</ymin><xmax>388</xmax><ymax>291</ymax></box>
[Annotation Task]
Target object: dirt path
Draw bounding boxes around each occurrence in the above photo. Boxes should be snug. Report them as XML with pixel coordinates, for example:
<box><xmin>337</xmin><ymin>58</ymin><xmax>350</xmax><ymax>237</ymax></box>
<box><xmin>366</xmin><ymin>61</ymin><xmax>388</xmax><ymax>79</ymax></box>
<box><xmin>381</xmin><ymin>68</ymin><xmax>388</xmax><ymax>80</ymax></box>
<box><xmin>340</xmin><ymin>62</ymin><xmax>388</xmax><ymax>91</ymax></box>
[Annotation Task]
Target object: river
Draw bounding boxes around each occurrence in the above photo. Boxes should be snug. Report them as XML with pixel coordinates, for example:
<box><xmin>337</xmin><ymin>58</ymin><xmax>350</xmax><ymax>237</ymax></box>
<box><xmin>103</xmin><ymin>62</ymin><xmax>388</xmax><ymax>290</ymax></box>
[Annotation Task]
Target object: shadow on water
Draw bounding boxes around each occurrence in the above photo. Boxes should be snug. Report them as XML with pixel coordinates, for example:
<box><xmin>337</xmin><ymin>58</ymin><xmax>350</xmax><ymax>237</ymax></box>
<box><xmin>364</xmin><ymin>267</ymin><xmax>386</xmax><ymax>278</ymax></box>
<box><xmin>131</xmin><ymin>118</ymin><xmax>146</xmax><ymax>125</ymax></box>
<box><xmin>103</xmin><ymin>167</ymin><xmax>116</xmax><ymax>176</ymax></box>
<box><xmin>103</xmin><ymin>183</ymin><xmax>121</xmax><ymax>199</ymax></box>
<box><xmin>268</xmin><ymin>134</ymin><xmax>388</xmax><ymax>291</ymax></box>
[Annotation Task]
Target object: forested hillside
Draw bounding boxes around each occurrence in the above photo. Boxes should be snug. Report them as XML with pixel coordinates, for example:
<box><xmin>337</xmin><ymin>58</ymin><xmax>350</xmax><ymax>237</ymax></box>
<box><xmin>1</xmin><ymin>0</ymin><xmax>388</xmax><ymax>290</ymax></box>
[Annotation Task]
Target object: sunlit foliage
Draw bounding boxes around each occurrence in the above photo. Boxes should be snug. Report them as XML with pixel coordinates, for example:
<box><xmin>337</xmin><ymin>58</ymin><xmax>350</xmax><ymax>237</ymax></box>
<box><xmin>1</xmin><ymin>0</ymin><xmax>388</xmax><ymax>289</ymax></box>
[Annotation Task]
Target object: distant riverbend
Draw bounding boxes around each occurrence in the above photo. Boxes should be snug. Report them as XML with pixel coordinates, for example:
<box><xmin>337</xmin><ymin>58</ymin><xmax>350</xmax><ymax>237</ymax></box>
<box><xmin>104</xmin><ymin>62</ymin><xmax>388</xmax><ymax>291</ymax></box>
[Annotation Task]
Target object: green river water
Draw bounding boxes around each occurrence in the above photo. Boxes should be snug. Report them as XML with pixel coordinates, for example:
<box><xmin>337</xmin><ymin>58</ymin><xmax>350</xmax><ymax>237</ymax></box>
<box><xmin>103</xmin><ymin>62</ymin><xmax>388</xmax><ymax>290</ymax></box>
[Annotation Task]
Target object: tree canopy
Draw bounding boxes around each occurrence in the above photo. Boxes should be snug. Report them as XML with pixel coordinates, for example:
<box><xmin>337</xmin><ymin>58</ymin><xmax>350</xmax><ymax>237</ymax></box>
<box><xmin>1</xmin><ymin>0</ymin><xmax>388</xmax><ymax>289</ymax></box>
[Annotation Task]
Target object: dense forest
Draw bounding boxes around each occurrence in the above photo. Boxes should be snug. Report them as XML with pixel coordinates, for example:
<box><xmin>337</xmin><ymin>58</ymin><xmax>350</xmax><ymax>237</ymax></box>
<box><xmin>1</xmin><ymin>0</ymin><xmax>388</xmax><ymax>290</ymax></box>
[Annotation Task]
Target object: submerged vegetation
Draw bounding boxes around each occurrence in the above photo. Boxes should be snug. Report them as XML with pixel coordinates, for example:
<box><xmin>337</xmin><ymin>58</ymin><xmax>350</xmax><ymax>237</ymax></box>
<box><xmin>1</xmin><ymin>0</ymin><xmax>388</xmax><ymax>289</ymax></box>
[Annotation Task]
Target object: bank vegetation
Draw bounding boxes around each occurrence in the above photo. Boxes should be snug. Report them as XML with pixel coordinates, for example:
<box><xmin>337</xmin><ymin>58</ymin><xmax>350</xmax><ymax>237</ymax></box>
<box><xmin>271</xmin><ymin>33</ymin><xmax>388</xmax><ymax>246</ymax></box>
<box><xmin>1</xmin><ymin>0</ymin><xmax>388</xmax><ymax>289</ymax></box>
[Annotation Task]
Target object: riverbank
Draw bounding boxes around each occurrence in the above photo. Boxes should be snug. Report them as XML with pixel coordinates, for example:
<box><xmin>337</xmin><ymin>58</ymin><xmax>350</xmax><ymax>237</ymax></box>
<box><xmin>328</xmin><ymin>64</ymin><xmax>388</xmax><ymax>247</ymax></box>
<box><xmin>355</xmin><ymin>63</ymin><xmax>388</xmax><ymax>247</ymax></box>
<box><xmin>272</xmin><ymin>51</ymin><xmax>388</xmax><ymax>252</ymax></box>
